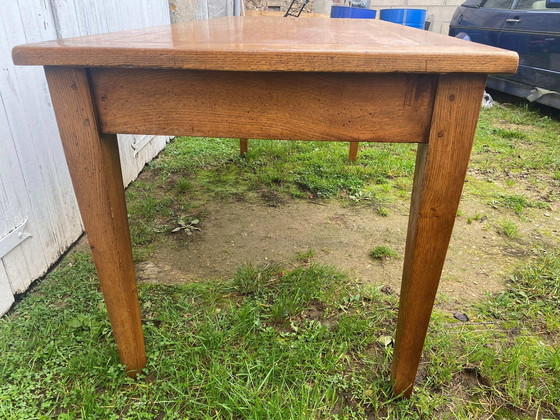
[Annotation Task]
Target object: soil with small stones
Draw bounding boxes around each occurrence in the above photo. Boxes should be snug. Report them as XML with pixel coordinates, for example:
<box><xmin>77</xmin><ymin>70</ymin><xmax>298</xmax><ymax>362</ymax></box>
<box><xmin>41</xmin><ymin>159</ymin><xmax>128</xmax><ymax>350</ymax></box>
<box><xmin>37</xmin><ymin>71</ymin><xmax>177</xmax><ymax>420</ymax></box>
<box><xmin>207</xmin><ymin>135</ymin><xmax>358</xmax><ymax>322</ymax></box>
<box><xmin>135</xmin><ymin>192</ymin><xmax>558</xmax><ymax>308</ymax></box>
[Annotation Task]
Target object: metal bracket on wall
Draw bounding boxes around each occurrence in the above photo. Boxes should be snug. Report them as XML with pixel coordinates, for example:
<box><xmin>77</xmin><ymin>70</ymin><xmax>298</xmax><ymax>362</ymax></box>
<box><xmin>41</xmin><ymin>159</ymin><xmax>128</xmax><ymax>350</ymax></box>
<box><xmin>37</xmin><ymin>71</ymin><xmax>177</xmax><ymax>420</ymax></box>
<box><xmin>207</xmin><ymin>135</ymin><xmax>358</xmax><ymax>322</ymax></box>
<box><xmin>0</xmin><ymin>219</ymin><xmax>32</xmax><ymax>259</ymax></box>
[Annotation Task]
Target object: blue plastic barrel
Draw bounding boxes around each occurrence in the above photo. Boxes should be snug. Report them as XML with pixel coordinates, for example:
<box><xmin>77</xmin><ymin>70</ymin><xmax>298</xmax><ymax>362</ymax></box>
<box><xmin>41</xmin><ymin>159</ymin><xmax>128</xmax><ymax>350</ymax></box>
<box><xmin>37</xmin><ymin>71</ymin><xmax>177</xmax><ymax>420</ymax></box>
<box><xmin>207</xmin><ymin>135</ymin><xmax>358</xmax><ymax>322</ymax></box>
<box><xmin>379</xmin><ymin>8</ymin><xmax>426</xmax><ymax>29</ymax></box>
<box><xmin>330</xmin><ymin>6</ymin><xmax>377</xmax><ymax>19</ymax></box>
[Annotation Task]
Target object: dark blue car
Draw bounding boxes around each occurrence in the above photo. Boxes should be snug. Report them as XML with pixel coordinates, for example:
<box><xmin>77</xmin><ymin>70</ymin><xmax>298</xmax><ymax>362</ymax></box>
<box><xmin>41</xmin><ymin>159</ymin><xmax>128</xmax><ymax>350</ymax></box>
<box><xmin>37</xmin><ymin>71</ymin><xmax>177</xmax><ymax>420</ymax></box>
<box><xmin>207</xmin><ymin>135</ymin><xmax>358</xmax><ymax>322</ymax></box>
<box><xmin>449</xmin><ymin>0</ymin><xmax>560</xmax><ymax>109</ymax></box>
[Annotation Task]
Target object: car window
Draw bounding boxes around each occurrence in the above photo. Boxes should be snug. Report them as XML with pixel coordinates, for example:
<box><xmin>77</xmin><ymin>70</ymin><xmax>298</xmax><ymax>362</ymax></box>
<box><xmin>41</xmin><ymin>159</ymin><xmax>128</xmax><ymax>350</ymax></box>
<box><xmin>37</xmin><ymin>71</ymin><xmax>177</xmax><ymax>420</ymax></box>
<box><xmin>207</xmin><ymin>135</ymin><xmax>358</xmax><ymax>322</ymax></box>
<box><xmin>482</xmin><ymin>0</ymin><xmax>515</xmax><ymax>8</ymax></box>
<box><xmin>515</xmin><ymin>0</ymin><xmax>548</xmax><ymax>8</ymax></box>
<box><xmin>461</xmin><ymin>0</ymin><xmax>484</xmax><ymax>7</ymax></box>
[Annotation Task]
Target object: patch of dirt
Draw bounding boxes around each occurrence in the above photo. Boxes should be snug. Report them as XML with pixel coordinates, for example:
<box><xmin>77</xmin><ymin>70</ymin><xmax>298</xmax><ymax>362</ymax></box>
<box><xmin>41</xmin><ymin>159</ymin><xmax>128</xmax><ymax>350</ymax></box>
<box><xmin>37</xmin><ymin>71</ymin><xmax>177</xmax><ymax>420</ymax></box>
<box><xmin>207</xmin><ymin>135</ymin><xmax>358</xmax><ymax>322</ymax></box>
<box><xmin>134</xmin><ymin>196</ymin><xmax>545</xmax><ymax>306</ymax></box>
<box><xmin>135</xmin><ymin>261</ymin><xmax>186</xmax><ymax>285</ymax></box>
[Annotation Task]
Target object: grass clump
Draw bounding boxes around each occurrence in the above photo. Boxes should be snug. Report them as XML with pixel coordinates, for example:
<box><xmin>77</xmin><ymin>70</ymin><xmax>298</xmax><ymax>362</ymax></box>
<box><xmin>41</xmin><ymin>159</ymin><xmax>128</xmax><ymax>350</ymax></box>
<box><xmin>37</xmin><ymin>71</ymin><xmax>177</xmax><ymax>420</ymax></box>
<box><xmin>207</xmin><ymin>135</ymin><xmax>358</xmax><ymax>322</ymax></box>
<box><xmin>473</xmin><ymin>104</ymin><xmax>560</xmax><ymax>174</ymax></box>
<box><xmin>376</xmin><ymin>206</ymin><xmax>389</xmax><ymax>217</ymax></box>
<box><xmin>231</xmin><ymin>263</ymin><xmax>346</xmax><ymax>323</ymax></box>
<box><xmin>369</xmin><ymin>246</ymin><xmax>398</xmax><ymax>260</ymax></box>
<box><xmin>497</xmin><ymin>219</ymin><xmax>520</xmax><ymax>239</ymax></box>
<box><xmin>478</xmin><ymin>248</ymin><xmax>560</xmax><ymax>334</ymax></box>
<box><xmin>490</xmin><ymin>193</ymin><xmax>548</xmax><ymax>216</ymax></box>
<box><xmin>295</xmin><ymin>249</ymin><xmax>316</xmax><ymax>263</ymax></box>
<box><xmin>173</xmin><ymin>177</ymin><xmax>192</xmax><ymax>194</ymax></box>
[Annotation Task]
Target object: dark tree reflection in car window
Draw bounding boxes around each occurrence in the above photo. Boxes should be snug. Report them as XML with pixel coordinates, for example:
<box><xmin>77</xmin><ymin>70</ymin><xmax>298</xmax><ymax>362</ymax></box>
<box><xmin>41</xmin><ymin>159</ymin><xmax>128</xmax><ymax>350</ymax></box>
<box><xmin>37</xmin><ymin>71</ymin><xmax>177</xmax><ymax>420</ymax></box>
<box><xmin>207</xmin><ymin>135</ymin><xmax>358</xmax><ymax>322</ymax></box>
<box><xmin>482</xmin><ymin>0</ymin><xmax>514</xmax><ymax>9</ymax></box>
<box><xmin>461</xmin><ymin>0</ymin><xmax>484</xmax><ymax>7</ymax></box>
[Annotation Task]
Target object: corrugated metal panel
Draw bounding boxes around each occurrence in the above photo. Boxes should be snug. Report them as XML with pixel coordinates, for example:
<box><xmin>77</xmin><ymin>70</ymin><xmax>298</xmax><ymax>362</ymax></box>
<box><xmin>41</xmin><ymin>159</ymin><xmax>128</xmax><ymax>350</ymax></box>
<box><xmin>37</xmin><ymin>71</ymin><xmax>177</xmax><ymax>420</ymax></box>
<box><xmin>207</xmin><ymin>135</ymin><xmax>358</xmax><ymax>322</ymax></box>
<box><xmin>0</xmin><ymin>0</ymin><xmax>171</xmax><ymax>315</ymax></box>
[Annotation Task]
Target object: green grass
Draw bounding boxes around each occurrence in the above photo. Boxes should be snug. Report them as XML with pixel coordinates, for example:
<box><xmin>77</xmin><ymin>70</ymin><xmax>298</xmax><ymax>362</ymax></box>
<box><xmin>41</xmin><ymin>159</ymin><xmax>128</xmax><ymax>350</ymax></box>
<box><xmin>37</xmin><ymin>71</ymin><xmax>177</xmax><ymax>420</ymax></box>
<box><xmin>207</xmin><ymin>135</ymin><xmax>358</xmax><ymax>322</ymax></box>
<box><xmin>153</xmin><ymin>138</ymin><xmax>417</xmax><ymax>200</ymax></box>
<box><xmin>1</xmin><ymin>250</ymin><xmax>559</xmax><ymax>418</ymax></box>
<box><xmin>472</xmin><ymin>104</ymin><xmax>560</xmax><ymax>174</ymax></box>
<box><xmin>123</xmin><ymin>139</ymin><xmax>418</xmax><ymax>260</ymax></box>
<box><xmin>478</xmin><ymin>249</ymin><xmax>560</xmax><ymax>334</ymax></box>
<box><xmin>490</xmin><ymin>193</ymin><xmax>548</xmax><ymax>217</ymax></box>
<box><xmin>369</xmin><ymin>246</ymin><xmax>398</xmax><ymax>260</ymax></box>
<box><xmin>376</xmin><ymin>207</ymin><xmax>389</xmax><ymax>217</ymax></box>
<box><xmin>497</xmin><ymin>219</ymin><xmax>520</xmax><ymax>239</ymax></box>
<box><xmin>295</xmin><ymin>249</ymin><xmax>316</xmax><ymax>263</ymax></box>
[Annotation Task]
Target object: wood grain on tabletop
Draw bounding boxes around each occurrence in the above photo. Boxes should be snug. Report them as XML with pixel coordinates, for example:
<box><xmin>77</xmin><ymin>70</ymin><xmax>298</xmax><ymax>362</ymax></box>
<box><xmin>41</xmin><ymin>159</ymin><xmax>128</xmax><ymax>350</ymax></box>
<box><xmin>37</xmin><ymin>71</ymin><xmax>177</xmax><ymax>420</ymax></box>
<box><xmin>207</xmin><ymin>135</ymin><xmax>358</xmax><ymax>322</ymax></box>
<box><xmin>13</xmin><ymin>16</ymin><xmax>518</xmax><ymax>73</ymax></box>
<box><xmin>391</xmin><ymin>73</ymin><xmax>487</xmax><ymax>397</ymax></box>
<box><xmin>44</xmin><ymin>66</ymin><xmax>146</xmax><ymax>375</ymax></box>
<box><xmin>90</xmin><ymin>68</ymin><xmax>436</xmax><ymax>142</ymax></box>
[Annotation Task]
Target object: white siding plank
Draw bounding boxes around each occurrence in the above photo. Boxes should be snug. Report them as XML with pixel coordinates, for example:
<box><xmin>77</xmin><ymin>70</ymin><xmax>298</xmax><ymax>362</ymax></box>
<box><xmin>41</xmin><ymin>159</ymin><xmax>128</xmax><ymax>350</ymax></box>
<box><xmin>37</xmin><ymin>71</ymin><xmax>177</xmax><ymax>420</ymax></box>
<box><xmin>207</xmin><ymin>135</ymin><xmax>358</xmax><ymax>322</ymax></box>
<box><xmin>1</xmin><ymin>0</ymin><xmax>82</xmax><ymax>292</ymax></box>
<box><xmin>50</xmin><ymin>0</ymin><xmax>172</xmax><ymax>186</ymax></box>
<box><xmin>0</xmin><ymin>0</ymin><xmax>171</xmax><ymax>310</ymax></box>
<box><xmin>0</xmin><ymin>170</ymin><xmax>33</xmax><ymax>296</ymax></box>
<box><xmin>0</xmin><ymin>70</ymin><xmax>46</xmax><ymax>291</ymax></box>
<box><xmin>0</xmin><ymin>263</ymin><xmax>15</xmax><ymax>316</ymax></box>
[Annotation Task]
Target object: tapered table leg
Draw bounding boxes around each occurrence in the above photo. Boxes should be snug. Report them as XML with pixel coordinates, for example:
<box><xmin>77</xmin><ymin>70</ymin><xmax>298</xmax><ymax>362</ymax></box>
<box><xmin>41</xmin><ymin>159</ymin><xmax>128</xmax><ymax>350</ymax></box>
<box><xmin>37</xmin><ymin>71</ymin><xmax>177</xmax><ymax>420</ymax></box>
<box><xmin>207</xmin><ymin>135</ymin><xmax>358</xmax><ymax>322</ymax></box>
<box><xmin>45</xmin><ymin>66</ymin><xmax>146</xmax><ymax>376</ymax></box>
<box><xmin>349</xmin><ymin>141</ymin><xmax>359</xmax><ymax>161</ymax></box>
<box><xmin>392</xmin><ymin>74</ymin><xmax>486</xmax><ymax>397</ymax></box>
<box><xmin>239</xmin><ymin>138</ymin><xmax>249</xmax><ymax>156</ymax></box>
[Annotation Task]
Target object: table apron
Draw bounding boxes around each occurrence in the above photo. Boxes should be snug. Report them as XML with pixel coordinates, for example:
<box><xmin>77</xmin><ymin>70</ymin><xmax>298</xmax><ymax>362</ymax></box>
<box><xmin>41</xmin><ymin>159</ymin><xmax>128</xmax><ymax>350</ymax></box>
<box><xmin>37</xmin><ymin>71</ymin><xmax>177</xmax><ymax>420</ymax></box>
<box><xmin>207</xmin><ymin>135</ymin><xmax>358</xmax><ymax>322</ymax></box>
<box><xmin>88</xmin><ymin>68</ymin><xmax>437</xmax><ymax>143</ymax></box>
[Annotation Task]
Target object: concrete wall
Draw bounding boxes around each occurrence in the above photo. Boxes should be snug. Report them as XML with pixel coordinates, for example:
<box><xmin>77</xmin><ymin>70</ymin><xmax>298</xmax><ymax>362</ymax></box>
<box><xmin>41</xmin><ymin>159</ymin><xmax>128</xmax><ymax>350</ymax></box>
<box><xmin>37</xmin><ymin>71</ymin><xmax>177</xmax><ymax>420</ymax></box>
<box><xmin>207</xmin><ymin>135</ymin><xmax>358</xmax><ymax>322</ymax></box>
<box><xmin>169</xmin><ymin>0</ymin><xmax>236</xmax><ymax>22</ymax></box>
<box><xmin>314</xmin><ymin>0</ymin><xmax>462</xmax><ymax>34</ymax></box>
<box><xmin>172</xmin><ymin>0</ymin><xmax>460</xmax><ymax>34</ymax></box>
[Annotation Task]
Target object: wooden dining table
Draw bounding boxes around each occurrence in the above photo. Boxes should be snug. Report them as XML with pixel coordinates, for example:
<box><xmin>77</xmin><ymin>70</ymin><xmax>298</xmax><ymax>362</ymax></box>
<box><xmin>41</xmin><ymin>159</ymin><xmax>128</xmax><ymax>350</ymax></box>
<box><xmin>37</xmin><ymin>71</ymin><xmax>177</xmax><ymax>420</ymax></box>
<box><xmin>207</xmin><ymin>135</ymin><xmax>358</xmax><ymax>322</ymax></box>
<box><xmin>13</xmin><ymin>16</ymin><xmax>518</xmax><ymax>397</ymax></box>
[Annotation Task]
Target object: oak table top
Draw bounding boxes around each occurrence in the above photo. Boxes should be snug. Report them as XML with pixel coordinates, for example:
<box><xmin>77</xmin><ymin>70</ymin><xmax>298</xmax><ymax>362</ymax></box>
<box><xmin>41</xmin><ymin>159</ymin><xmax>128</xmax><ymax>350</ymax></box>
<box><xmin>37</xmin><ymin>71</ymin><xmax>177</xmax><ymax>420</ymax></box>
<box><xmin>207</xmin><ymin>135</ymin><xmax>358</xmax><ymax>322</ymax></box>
<box><xmin>13</xmin><ymin>16</ymin><xmax>518</xmax><ymax>400</ymax></box>
<box><xmin>13</xmin><ymin>16</ymin><xmax>518</xmax><ymax>73</ymax></box>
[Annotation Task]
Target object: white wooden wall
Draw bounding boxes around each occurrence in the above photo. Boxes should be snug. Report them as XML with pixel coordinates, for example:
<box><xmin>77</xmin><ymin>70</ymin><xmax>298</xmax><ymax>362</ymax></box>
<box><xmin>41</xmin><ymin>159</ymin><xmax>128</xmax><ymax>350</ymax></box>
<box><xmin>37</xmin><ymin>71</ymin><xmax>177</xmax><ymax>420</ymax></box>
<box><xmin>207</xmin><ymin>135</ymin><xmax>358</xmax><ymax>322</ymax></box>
<box><xmin>169</xmin><ymin>0</ymin><xmax>239</xmax><ymax>22</ymax></box>
<box><xmin>0</xmin><ymin>0</ymin><xmax>171</xmax><ymax>315</ymax></box>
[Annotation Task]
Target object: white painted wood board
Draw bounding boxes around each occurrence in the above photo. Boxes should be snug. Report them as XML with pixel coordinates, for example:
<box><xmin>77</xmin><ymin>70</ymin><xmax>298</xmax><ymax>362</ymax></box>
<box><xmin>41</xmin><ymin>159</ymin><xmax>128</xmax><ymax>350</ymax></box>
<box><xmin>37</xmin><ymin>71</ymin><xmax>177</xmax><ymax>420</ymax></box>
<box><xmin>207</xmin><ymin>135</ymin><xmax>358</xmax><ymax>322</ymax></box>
<box><xmin>0</xmin><ymin>0</ymin><xmax>171</xmax><ymax>316</ymax></box>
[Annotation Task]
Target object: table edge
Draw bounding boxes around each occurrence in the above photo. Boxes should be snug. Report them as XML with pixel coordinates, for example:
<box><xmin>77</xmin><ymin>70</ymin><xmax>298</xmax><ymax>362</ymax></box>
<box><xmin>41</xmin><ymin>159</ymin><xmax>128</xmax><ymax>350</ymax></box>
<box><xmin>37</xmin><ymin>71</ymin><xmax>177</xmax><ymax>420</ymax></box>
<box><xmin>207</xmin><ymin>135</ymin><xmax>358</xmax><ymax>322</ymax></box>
<box><xmin>12</xmin><ymin>45</ymin><xmax>519</xmax><ymax>74</ymax></box>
